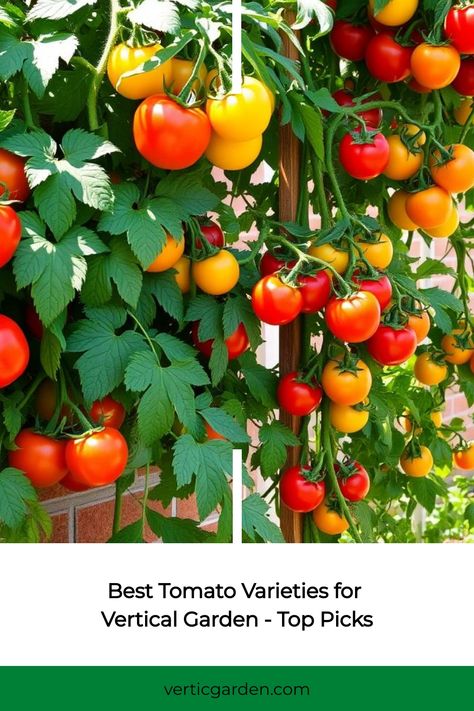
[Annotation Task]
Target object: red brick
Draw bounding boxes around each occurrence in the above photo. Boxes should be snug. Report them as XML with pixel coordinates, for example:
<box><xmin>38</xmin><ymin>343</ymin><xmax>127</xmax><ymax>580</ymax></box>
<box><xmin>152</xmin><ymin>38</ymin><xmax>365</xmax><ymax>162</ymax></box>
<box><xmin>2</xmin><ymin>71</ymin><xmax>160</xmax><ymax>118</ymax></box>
<box><xmin>75</xmin><ymin>494</ymin><xmax>170</xmax><ymax>543</ymax></box>
<box><xmin>48</xmin><ymin>513</ymin><xmax>70</xmax><ymax>543</ymax></box>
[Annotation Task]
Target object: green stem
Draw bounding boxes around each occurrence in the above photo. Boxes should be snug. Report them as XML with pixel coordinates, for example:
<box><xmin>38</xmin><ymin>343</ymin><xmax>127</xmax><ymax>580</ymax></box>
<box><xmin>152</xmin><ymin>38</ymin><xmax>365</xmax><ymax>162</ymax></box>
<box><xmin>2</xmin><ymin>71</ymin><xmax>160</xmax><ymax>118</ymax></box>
<box><xmin>321</xmin><ymin>399</ymin><xmax>363</xmax><ymax>543</ymax></box>
<box><xmin>87</xmin><ymin>0</ymin><xmax>121</xmax><ymax>131</ymax></box>
<box><xmin>140</xmin><ymin>462</ymin><xmax>150</xmax><ymax>537</ymax></box>
<box><xmin>128</xmin><ymin>311</ymin><xmax>160</xmax><ymax>361</ymax></box>
<box><xmin>459</xmin><ymin>105</ymin><xmax>474</xmax><ymax>144</ymax></box>
<box><xmin>21</xmin><ymin>76</ymin><xmax>34</xmax><ymax>129</ymax></box>
<box><xmin>17</xmin><ymin>373</ymin><xmax>45</xmax><ymax>411</ymax></box>
<box><xmin>310</xmin><ymin>151</ymin><xmax>330</xmax><ymax>229</ymax></box>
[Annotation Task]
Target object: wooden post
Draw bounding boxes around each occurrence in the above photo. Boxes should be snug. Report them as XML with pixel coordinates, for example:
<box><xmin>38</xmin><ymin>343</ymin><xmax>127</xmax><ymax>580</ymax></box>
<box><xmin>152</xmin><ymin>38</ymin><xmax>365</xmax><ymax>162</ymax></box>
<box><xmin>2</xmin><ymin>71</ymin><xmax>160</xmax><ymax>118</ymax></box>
<box><xmin>279</xmin><ymin>14</ymin><xmax>303</xmax><ymax>543</ymax></box>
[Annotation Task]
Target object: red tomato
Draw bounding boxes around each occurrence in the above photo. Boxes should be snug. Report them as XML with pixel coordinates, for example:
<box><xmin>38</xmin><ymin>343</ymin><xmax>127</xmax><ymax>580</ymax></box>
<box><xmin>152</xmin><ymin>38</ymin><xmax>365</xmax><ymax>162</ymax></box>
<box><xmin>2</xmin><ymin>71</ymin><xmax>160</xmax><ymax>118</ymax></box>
<box><xmin>204</xmin><ymin>422</ymin><xmax>226</xmax><ymax>441</ymax></box>
<box><xmin>277</xmin><ymin>371</ymin><xmax>323</xmax><ymax>417</ymax></box>
<box><xmin>25</xmin><ymin>302</ymin><xmax>43</xmax><ymax>340</ymax></box>
<box><xmin>280</xmin><ymin>465</ymin><xmax>326</xmax><ymax>513</ymax></box>
<box><xmin>133</xmin><ymin>95</ymin><xmax>211</xmax><ymax>169</ymax></box>
<box><xmin>452</xmin><ymin>57</ymin><xmax>474</xmax><ymax>95</ymax></box>
<box><xmin>61</xmin><ymin>471</ymin><xmax>91</xmax><ymax>492</ymax></box>
<box><xmin>336</xmin><ymin>461</ymin><xmax>370</xmax><ymax>502</ymax></box>
<box><xmin>0</xmin><ymin>315</ymin><xmax>29</xmax><ymax>388</ymax></box>
<box><xmin>259</xmin><ymin>250</ymin><xmax>297</xmax><ymax>276</ymax></box>
<box><xmin>408</xmin><ymin>78</ymin><xmax>433</xmax><ymax>94</ymax></box>
<box><xmin>89</xmin><ymin>396</ymin><xmax>126</xmax><ymax>429</ymax></box>
<box><xmin>325</xmin><ymin>291</ymin><xmax>381</xmax><ymax>343</ymax></box>
<box><xmin>0</xmin><ymin>206</ymin><xmax>21</xmax><ymax>268</ymax></box>
<box><xmin>331</xmin><ymin>89</ymin><xmax>383</xmax><ymax>128</ymax></box>
<box><xmin>65</xmin><ymin>427</ymin><xmax>129</xmax><ymax>488</ymax></box>
<box><xmin>365</xmin><ymin>34</ymin><xmax>412</xmax><ymax>83</ymax></box>
<box><xmin>9</xmin><ymin>430</ymin><xmax>68</xmax><ymax>488</ymax></box>
<box><xmin>445</xmin><ymin>6</ymin><xmax>474</xmax><ymax>55</ymax></box>
<box><xmin>351</xmin><ymin>271</ymin><xmax>392</xmax><ymax>310</ymax></box>
<box><xmin>195</xmin><ymin>221</ymin><xmax>225</xmax><ymax>249</ymax></box>
<box><xmin>330</xmin><ymin>21</ymin><xmax>374</xmax><ymax>61</ymax></box>
<box><xmin>339</xmin><ymin>131</ymin><xmax>390</xmax><ymax>180</ymax></box>
<box><xmin>367</xmin><ymin>325</ymin><xmax>417</xmax><ymax>365</ymax></box>
<box><xmin>251</xmin><ymin>275</ymin><xmax>303</xmax><ymax>325</ymax></box>
<box><xmin>192</xmin><ymin>321</ymin><xmax>249</xmax><ymax>360</ymax></box>
<box><xmin>0</xmin><ymin>149</ymin><xmax>30</xmax><ymax>202</ymax></box>
<box><xmin>297</xmin><ymin>272</ymin><xmax>332</xmax><ymax>313</ymax></box>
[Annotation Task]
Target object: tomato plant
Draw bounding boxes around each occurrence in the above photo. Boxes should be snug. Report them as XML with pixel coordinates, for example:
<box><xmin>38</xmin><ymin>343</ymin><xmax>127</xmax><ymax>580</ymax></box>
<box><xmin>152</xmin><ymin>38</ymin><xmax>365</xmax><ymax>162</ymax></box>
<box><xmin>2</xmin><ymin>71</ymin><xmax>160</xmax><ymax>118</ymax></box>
<box><xmin>0</xmin><ymin>0</ymin><xmax>472</xmax><ymax>546</ymax></box>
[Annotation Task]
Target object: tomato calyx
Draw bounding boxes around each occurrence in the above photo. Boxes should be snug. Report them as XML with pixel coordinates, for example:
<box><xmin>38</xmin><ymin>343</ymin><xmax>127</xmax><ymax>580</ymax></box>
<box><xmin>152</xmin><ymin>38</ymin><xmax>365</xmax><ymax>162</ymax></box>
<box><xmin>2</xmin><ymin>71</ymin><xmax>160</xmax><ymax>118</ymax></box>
<box><xmin>299</xmin><ymin>457</ymin><xmax>326</xmax><ymax>484</ymax></box>
<box><xmin>334</xmin><ymin>457</ymin><xmax>360</xmax><ymax>482</ymax></box>
<box><xmin>327</xmin><ymin>348</ymin><xmax>366</xmax><ymax>376</ymax></box>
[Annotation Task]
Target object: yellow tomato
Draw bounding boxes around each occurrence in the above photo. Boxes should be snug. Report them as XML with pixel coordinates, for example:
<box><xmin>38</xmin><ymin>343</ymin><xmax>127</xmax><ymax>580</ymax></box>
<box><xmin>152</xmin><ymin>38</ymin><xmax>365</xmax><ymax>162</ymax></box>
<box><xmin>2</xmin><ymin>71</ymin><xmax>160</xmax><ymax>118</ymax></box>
<box><xmin>205</xmin><ymin>132</ymin><xmax>262</xmax><ymax>171</ymax></box>
<box><xmin>414</xmin><ymin>352</ymin><xmax>448</xmax><ymax>386</ymax></box>
<box><xmin>206</xmin><ymin>76</ymin><xmax>272</xmax><ymax>141</ymax></box>
<box><xmin>423</xmin><ymin>202</ymin><xmax>459</xmax><ymax>238</ymax></box>
<box><xmin>387</xmin><ymin>190</ymin><xmax>418</xmax><ymax>230</ymax></box>
<box><xmin>403</xmin><ymin>123</ymin><xmax>426</xmax><ymax>146</ymax></box>
<box><xmin>107</xmin><ymin>43</ymin><xmax>173</xmax><ymax>100</ymax></box>
<box><xmin>329</xmin><ymin>401</ymin><xmax>369</xmax><ymax>433</ymax></box>
<box><xmin>400</xmin><ymin>446</ymin><xmax>433</xmax><ymax>477</ymax></box>
<box><xmin>383</xmin><ymin>134</ymin><xmax>423</xmax><ymax>181</ymax></box>
<box><xmin>312</xmin><ymin>500</ymin><xmax>349</xmax><ymax>535</ymax></box>
<box><xmin>171</xmin><ymin>58</ymin><xmax>207</xmax><ymax>94</ymax></box>
<box><xmin>308</xmin><ymin>242</ymin><xmax>349</xmax><ymax>275</ymax></box>
<box><xmin>369</xmin><ymin>0</ymin><xmax>418</xmax><ymax>26</ymax></box>
<box><xmin>441</xmin><ymin>328</ymin><xmax>474</xmax><ymax>365</ymax></box>
<box><xmin>454</xmin><ymin>99</ymin><xmax>474</xmax><ymax>126</ymax></box>
<box><xmin>358</xmin><ymin>233</ymin><xmax>394</xmax><ymax>269</ymax></box>
<box><xmin>192</xmin><ymin>250</ymin><xmax>240</xmax><ymax>295</ymax></box>
<box><xmin>146</xmin><ymin>234</ymin><xmax>185</xmax><ymax>273</ymax></box>
<box><xmin>173</xmin><ymin>256</ymin><xmax>191</xmax><ymax>293</ymax></box>
<box><xmin>402</xmin><ymin>410</ymin><xmax>443</xmax><ymax>433</ymax></box>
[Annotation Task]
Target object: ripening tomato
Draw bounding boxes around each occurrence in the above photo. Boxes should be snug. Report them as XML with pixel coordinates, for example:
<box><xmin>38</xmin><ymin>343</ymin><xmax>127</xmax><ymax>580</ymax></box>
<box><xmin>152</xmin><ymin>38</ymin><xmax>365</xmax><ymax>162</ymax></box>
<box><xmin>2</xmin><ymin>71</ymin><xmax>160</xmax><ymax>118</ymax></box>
<box><xmin>423</xmin><ymin>202</ymin><xmax>459</xmax><ymax>238</ymax></box>
<box><xmin>430</xmin><ymin>144</ymin><xmax>474</xmax><ymax>194</ymax></box>
<box><xmin>206</xmin><ymin>77</ymin><xmax>272</xmax><ymax>141</ymax></box>
<box><xmin>107</xmin><ymin>43</ymin><xmax>173</xmax><ymax>100</ymax></box>
<box><xmin>308</xmin><ymin>242</ymin><xmax>349</xmax><ymax>275</ymax></box>
<box><xmin>297</xmin><ymin>272</ymin><xmax>332</xmax><ymax>313</ymax></box>
<box><xmin>407</xmin><ymin>310</ymin><xmax>431</xmax><ymax>343</ymax></box>
<box><xmin>146</xmin><ymin>234</ymin><xmax>184</xmax><ymax>272</ymax></box>
<box><xmin>0</xmin><ymin>315</ymin><xmax>29</xmax><ymax>388</ymax></box>
<box><xmin>89</xmin><ymin>396</ymin><xmax>126</xmax><ymax>429</ymax></box>
<box><xmin>0</xmin><ymin>149</ymin><xmax>30</xmax><ymax>202</ymax></box>
<box><xmin>330</xmin><ymin>21</ymin><xmax>374</xmax><ymax>61</ymax></box>
<box><xmin>313</xmin><ymin>500</ymin><xmax>349</xmax><ymax>535</ymax></box>
<box><xmin>195</xmin><ymin>221</ymin><xmax>225</xmax><ymax>249</ymax></box>
<box><xmin>414</xmin><ymin>352</ymin><xmax>448</xmax><ymax>386</ymax></box>
<box><xmin>192</xmin><ymin>250</ymin><xmax>240</xmax><ymax>295</ymax></box>
<box><xmin>405</xmin><ymin>187</ymin><xmax>452</xmax><ymax>229</ymax></box>
<box><xmin>65</xmin><ymin>427</ymin><xmax>129</xmax><ymax>487</ymax></box>
<box><xmin>358</xmin><ymin>233</ymin><xmax>394</xmax><ymax>270</ymax></box>
<box><xmin>331</xmin><ymin>89</ymin><xmax>382</xmax><ymax>128</ymax></box>
<box><xmin>204</xmin><ymin>422</ymin><xmax>226</xmax><ymax>441</ymax></box>
<box><xmin>280</xmin><ymin>465</ymin><xmax>326</xmax><ymax>513</ymax></box>
<box><xmin>351</xmin><ymin>271</ymin><xmax>392</xmax><ymax>310</ymax></box>
<box><xmin>454</xmin><ymin>98</ymin><xmax>474</xmax><ymax>125</ymax></box>
<box><xmin>441</xmin><ymin>329</ymin><xmax>474</xmax><ymax>365</ymax></box>
<box><xmin>400</xmin><ymin>446</ymin><xmax>433</xmax><ymax>477</ymax></box>
<box><xmin>259</xmin><ymin>250</ymin><xmax>296</xmax><ymax>276</ymax></box>
<box><xmin>368</xmin><ymin>0</ymin><xmax>418</xmax><ymax>27</ymax></box>
<box><xmin>365</xmin><ymin>34</ymin><xmax>412</xmax><ymax>83</ymax></box>
<box><xmin>452</xmin><ymin>57</ymin><xmax>474</xmax><ymax>95</ymax></box>
<box><xmin>444</xmin><ymin>6</ymin><xmax>474</xmax><ymax>55</ymax></box>
<box><xmin>383</xmin><ymin>135</ymin><xmax>423</xmax><ymax>181</ymax></box>
<box><xmin>35</xmin><ymin>379</ymin><xmax>72</xmax><ymax>423</ymax></box>
<box><xmin>453</xmin><ymin>443</ymin><xmax>474</xmax><ymax>470</ymax></box>
<box><xmin>192</xmin><ymin>321</ymin><xmax>249</xmax><ymax>360</ymax></box>
<box><xmin>387</xmin><ymin>191</ymin><xmax>418</xmax><ymax>230</ymax></box>
<box><xmin>133</xmin><ymin>96</ymin><xmax>211</xmax><ymax>170</ymax></box>
<box><xmin>171</xmin><ymin>58</ymin><xmax>207</xmax><ymax>94</ymax></box>
<box><xmin>402</xmin><ymin>409</ymin><xmax>443</xmax><ymax>433</ymax></box>
<box><xmin>367</xmin><ymin>325</ymin><xmax>417</xmax><ymax>365</ymax></box>
<box><xmin>339</xmin><ymin>131</ymin><xmax>390</xmax><ymax>180</ymax></box>
<box><xmin>277</xmin><ymin>371</ymin><xmax>323</xmax><ymax>417</ymax></box>
<box><xmin>321</xmin><ymin>357</ymin><xmax>372</xmax><ymax>405</ymax></box>
<box><xmin>251</xmin><ymin>275</ymin><xmax>303</xmax><ymax>326</ymax></box>
<box><xmin>336</xmin><ymin>461</ymin><xmax>370</xmax><ymax>502</ymax></box>
<box><xmin>205</xmin><ymin>132</ymin><xmax>262</xmax><ymax>171</ymax></box>
<box><xmin>326</xmin><ymin>291</ymin><xmax>381</xmax><ymax>343</ymax></box>
<box><xmin>9</xmin><ymin>430</ymin><xmax>68</xmax><ymax>488</ymax></box>
<box><xmin>329</xmin><ymin>401</ymin><xmax>369</xmax><ymax>433</ymax></box>
<box><xmin>0</xmin><ymin>206</ymin><xmax>21</xmax><ymax>268</ymax></box>
<box><xmin>410</xmin><ymin>43</ymin><xmax>461</xmax><ymax>90</ymax></box>
<box><xmin>173</xmin><ymin>256</ymin><xmax>191</xmax><ymax>293</ymax></box>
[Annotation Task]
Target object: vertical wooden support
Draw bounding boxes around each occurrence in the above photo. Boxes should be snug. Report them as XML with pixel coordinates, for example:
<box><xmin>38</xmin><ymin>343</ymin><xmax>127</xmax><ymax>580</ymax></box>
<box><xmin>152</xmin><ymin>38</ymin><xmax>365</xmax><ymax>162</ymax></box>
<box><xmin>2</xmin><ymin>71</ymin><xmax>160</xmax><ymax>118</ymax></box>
<box><xmin>279</xmin><ymin>14</ymin><xmax>303</xmax><ymax>543</ymax></box>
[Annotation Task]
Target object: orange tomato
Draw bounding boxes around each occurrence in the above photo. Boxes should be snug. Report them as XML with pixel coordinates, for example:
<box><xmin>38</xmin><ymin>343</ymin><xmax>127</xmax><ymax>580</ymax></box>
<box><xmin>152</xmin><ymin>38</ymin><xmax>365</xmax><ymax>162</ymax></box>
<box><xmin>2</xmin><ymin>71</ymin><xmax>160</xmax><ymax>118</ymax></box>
<box><xmin>400</xmin><ymin>446</ymin><xmax>433</xmax><ymax>477</ymax></box>
<box><xmin>423</xmin><ymin>202</ymin><xmax>459</xmax><ymax>238</ymax></box>
<box><xmin>171</xmin><ymin>58</ymin><xmax>207</xmax><ymax>94</ymax></box>
<box><xmin>383</xmin><ymin>134</ymin><xmax>423</xmax><ymax>181</ymax></box>
<box><xmin>357</xmin><ymin>233</ymin><xmax>393</xmax><ymax>269</ymax></box>
<box><xmin>453</xmin><ymin>444</ymin><xmax>474</xmax><ymax>470</ymax></box>
<box><xmin>107</xmin><ymin>43</ymin><xmax>173</xmax><ymax>100</ymax></box>
<box><xmin>405</xmin><ymin>187</ymin><xmax>452</xmax><ymax>229</ymax></box>
<box><xmin>321</xmin><ymin>357</ymin><xmax>372</xmax><ymax>406</ymax></box>
<box><xmin>430</xmin><ymin>144</ymin><xmax>474</xmax><ymax>194</ymax></box>
<box><xmin>410</xmin><ymin>43</ymin><xmax>461</xmax><ymax>90</ymax></box>
<box><xmin>414</xmin><ymin>352</ymin><xmax>448</xmax><ymax>386</ymax></box>
<box><xmin>407</xmin><ymin>310</ymin><xmax>431</xmax><ymax>343</ymax></box>
<box><xmin>312</xmin><ymin>500</ymin><xmax>349</xmax><ymax>535</ymax></box>
<box><xmin>308</xmin><ymin>242</ymin><xmax>349</xmax><ymax>275</ymax></box>
<box><xmin>146</xmin><ymin>234</ymin><xmax>185</xmax><ymax>272</ymax></box>
<box><xmin>173</xmin><ymin>256</ymin><xmax>191</xmax><ymax>293</ymax></box>
<box><xmin>387</xmin><ymin>190</ymin><xmax>418</xmax><ymax>230</ymax></box>
<box><xmin>441</xmin><ymin>328</ymin><xmax>474</xmax><ymax>365</ymax></box>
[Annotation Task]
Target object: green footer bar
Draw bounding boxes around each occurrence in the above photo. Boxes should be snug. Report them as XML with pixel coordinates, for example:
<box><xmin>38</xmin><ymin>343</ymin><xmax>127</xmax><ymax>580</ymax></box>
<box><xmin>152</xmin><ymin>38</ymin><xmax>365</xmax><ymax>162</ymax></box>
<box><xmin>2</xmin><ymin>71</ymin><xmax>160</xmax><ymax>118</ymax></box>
<box><xmin>0</xmin><ymin>667</ymin><xmax>473</xmax><ymax>709</ymax></box>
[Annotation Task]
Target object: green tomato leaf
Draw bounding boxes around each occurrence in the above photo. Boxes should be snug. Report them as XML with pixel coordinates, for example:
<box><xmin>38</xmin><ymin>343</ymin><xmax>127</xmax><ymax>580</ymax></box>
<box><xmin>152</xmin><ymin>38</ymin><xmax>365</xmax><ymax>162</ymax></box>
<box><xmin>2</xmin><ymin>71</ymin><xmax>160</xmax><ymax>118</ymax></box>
<box><xmin>0</xmin><ymin>468</ymin><xmax>36</xmax><ymax>529</ymax></box>
<box><xmin>242</xmin><ymin>494</ymin><xmax>284</xmax><ymax>543</ymax></box>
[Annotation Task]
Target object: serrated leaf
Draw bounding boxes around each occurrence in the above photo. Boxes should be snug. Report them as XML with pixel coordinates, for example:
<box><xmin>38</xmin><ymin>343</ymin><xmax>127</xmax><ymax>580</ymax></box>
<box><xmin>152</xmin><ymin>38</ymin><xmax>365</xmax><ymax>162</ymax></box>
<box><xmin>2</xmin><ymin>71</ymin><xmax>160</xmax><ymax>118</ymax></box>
<box><xmin>155</xmin><ymin>332</ymin><xmax>197</xmax><ymax>362</ymax></box>
<box><xmin>409</xmin><ymin>477</ymin><xmax>438</xmax><ymax>513</ymax></box>
<box><xmin>240</xmin><ymin>351</ymin><xmax>278</xmax><ymax>408</ymax></box>
<box><xmin>186</xmin><ymin>295</ymin><xmax>223</xmax><ymax>340</ymax></box>
<box><xmin>108</xmin><ymin>520</ymin><xmax>144</xmax><ymax>543</ymax></box>
<box><xmin>209</xmin><ymin>338</ymin><xmax>228</xmax><ymax>386</ymax></box>
<box><xmin>137</xmin><ymin>378</ymin><xmax>174</xmax><ymax>445</ymax></box>
<box><xmin>242</xmin><ymin>494</ymin><xmax>284</xmax><ymax>543</ymax></box>
<box><xmin>128</xmin><ymin>0</ymin><xmax>181</xmax><ymax>33</ymax></box>
<box><xmin>200</xmin><ymin>407</ymin><xmax>250</xmax><ymax>443</ymax></box>
<box><xmin>27</xmin><ymin>0</ymin><xmax>97</xmax><ymax>21</ymax></box>
<box><xmin>259</xmin><ymin>420</ymin><xmax>300</xmax><ymax>478</ymax></box>
<box><xmin>146</xmin><ymin>508</ymin><xmax>210</xmax><ymax>542</ymax></box>
<box><xmin>299</xmin><ymin>102</ymin><xmax>324</xmax><ymax>161</ymax></box>
<box><xmin>124</xmin><ymin>351</ymin><xmax>157</xmax><ymax>392</ymax></box>
<box><xmin>223</xmin><ymin>295</ymin><xmax>261</xmax><ymax>350</ymax></box>
<box><xmin>23</xmin><ymin>33</ymin><xmax>78</xmax><ymax>98</ymax></box>
<box><xmin>0</xmin><ymin>468</ymin><xmax>36</xmax><ymax>528</ymax></box>
<box><xmin>34</xmin><ymin>173</ymin><xmax>76</xmax><ymax>237</ymax></box>
<box><xmin>0</xmin><ymin>109</ymin><xmax>15</xmax><ymax>132</ymax></box>
<box><xmin>106</xmin><ymin>237</ymin><xmax>143</xmax><ymax>308</ymax></box>
<box><xmin>149</xmin><ymin>272</ymin><xmax>183</xmax><ymax>322</ymax></box>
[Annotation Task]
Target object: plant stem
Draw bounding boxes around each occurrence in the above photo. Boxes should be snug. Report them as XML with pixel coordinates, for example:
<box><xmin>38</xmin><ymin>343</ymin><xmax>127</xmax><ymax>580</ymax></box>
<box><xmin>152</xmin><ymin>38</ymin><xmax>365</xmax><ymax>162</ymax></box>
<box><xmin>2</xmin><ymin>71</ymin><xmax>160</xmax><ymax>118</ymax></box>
<box><xmin>310</xmin><ymin>151</ymin><xmax>330</xmax><ymax>229</ymax></box>
<box><xmin>21</xmin><ymin>76</ymin><xmax>34</xmax><ymax>129</ymax></box>
<box><xmin>321</xmin><ymin>399</ymin><xmax>363</xmax><ymax>543</ymax></box>
<box><xmin>87</xmin><ymin>0</ymin><xmax>121</xmax><ymax>131</ymax></box>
